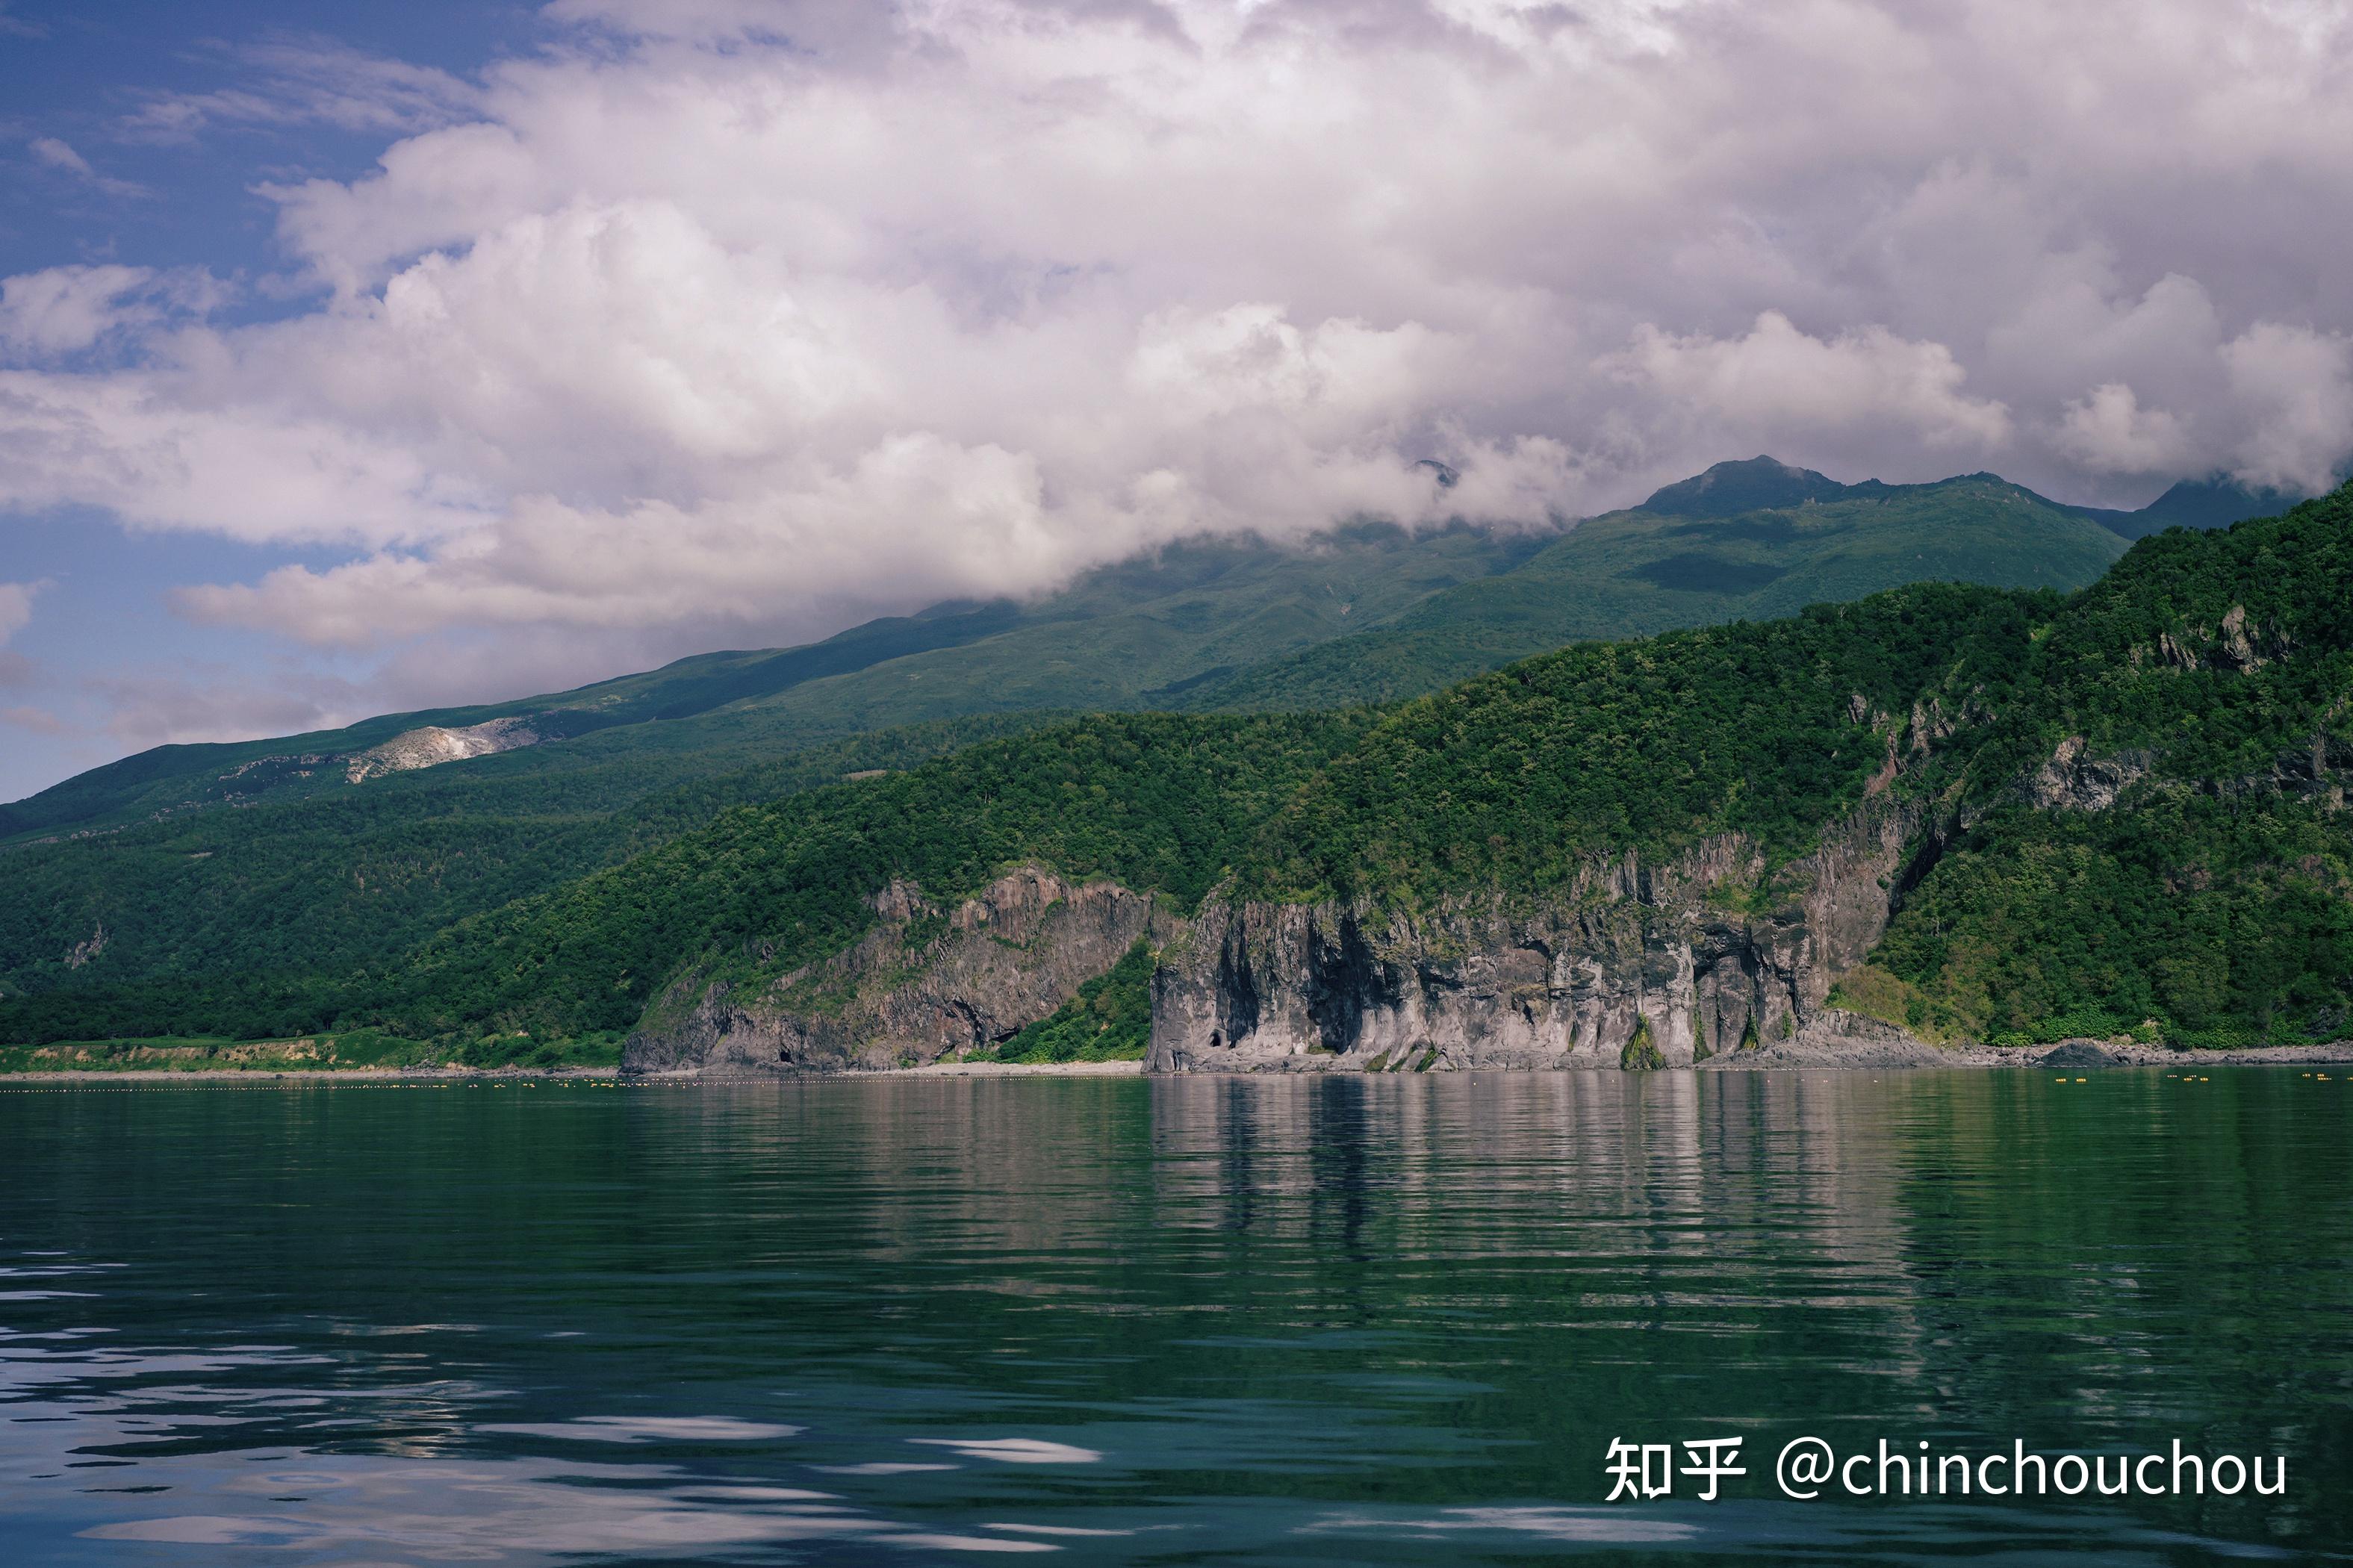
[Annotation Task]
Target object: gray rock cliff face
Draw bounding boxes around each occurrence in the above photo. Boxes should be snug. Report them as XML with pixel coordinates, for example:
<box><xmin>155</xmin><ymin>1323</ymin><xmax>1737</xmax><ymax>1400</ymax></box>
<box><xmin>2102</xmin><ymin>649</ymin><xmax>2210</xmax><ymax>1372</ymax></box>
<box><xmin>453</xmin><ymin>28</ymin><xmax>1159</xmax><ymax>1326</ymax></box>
<box><xmin>1146</xmin><ymin>799</ymin><xmax>1930</xmax><ymax>1074</ymax></box>
<box><xmin>2024</xmin><ymin>735</ymin><xmax>2151</xmax><ymax>812</ymax></box>
<box><xmin>345</xmin><ymin>716</ymin><xmax>544</xmax><ymax>783</ymax></box>
<box><xmin>622</xmin><ymin>867</ymin><xmax>1166</xmax><ymax>1076</ymax></box>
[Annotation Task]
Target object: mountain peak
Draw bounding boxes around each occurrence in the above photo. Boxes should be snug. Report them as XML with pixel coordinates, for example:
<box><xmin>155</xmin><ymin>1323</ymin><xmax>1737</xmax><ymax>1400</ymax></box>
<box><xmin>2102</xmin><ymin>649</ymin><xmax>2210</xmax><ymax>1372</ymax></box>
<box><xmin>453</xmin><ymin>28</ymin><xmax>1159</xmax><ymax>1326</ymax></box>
<box><xmin>2076</xmin><ymin>472</ymin><xmax>2310</xmax><ymax>541</ymax></box>
<box><xmin>2140</xmin><ymin>473</ymin><xmax>2304</xmax><ymax>530</ymax></box>
<box><xmin>1639</xmin><ymin>456</ymin><xmax>1850</xmax><ymax>518</ymax></box>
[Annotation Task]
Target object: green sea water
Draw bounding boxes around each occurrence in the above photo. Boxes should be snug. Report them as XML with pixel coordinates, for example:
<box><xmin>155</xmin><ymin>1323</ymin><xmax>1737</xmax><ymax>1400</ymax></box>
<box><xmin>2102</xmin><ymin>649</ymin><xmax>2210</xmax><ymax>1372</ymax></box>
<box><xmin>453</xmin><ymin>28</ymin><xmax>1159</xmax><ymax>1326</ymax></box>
<box><xmin>1</xmin><ymin>1068</ymin><xmax>2346</xmax><ymax>1564</ymax></box>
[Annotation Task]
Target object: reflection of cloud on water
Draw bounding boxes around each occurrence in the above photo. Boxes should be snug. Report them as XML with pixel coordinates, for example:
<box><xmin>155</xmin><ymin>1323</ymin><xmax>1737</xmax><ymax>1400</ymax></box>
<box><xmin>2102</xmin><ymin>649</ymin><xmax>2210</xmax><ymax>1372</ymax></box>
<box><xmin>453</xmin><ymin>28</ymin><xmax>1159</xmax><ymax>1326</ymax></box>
<box><xmin>1308</xmin><ymin>1503</ymin><xmax>1703</xmax><ymax>1543</ymax></box>
<box><xmin>75</xmin><ymin>1455</ymin><xmax>1063</xmax><ymax>1557</ymax></box>
<box><xmin>1</xmin><ymin>1320</ymin><xmax>1075</xmax><ymax>1562</ymax></box>
<box><xmin>984</xmin><ymin>1522</ymin><xmax>1143</xmax><ymax>1537</ymax></box>
<box><xmin>815</xmin><ymin>1460</ymin><xmax>959</xmax><ymax>1474</ymax></box>
<box><xmin>479</xmin><ymin>1414</ymin><xmax>801</xmax><ymax>1443</ymax></box>
<box><xmin>910</xmin><ymin>1437</ymin><xmax>1104</xmax><ymax>1463</ymax></box>
<box><xmin>81</xmin><ymin>1515</ymin><xmax>312</xmax><ymax>1545</ymax></box>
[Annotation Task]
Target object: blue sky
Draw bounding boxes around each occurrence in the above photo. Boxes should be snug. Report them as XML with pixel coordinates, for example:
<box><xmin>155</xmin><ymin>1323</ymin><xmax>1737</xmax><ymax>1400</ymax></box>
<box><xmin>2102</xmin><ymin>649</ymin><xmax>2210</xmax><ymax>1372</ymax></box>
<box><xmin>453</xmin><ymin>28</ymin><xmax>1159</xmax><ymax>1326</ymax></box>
<box><xmin>0</xmin><ymin>1</ymin><xmax>543</xmax><ymax>797</ymax></box>
<box><xmin>1</xmin><ymin>0</ymin><xmax>2348</xmax><ymax>806</ymax></box>
<box><xmin>0</xmin><ymin>4</ymin><xmax>533</xmax><ymax>276</ymax></box>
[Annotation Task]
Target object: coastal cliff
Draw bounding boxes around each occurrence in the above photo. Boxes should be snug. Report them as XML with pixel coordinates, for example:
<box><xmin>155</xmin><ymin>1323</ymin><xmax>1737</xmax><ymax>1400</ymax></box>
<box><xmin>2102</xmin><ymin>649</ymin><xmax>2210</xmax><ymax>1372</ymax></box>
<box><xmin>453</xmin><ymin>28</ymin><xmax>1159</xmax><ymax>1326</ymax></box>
<box><xmin>622</xmin><ymin>867</ymin><xmax>1167</xmax><ymax>1075</ymax></box>
<box><xmin>1147</xmin><ymin>797</ymin><xmax>1930</xmax><ymax>1073</ymax></box>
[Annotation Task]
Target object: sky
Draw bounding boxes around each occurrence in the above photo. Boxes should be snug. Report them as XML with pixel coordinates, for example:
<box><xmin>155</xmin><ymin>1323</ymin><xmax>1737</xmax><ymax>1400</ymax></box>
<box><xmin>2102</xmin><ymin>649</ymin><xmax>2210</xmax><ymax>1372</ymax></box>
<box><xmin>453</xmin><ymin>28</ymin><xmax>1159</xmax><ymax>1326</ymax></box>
<box><xmin>1</xmin><ymin>0</ymin><xmax>2350</xmax><ymax>803</ymax></box>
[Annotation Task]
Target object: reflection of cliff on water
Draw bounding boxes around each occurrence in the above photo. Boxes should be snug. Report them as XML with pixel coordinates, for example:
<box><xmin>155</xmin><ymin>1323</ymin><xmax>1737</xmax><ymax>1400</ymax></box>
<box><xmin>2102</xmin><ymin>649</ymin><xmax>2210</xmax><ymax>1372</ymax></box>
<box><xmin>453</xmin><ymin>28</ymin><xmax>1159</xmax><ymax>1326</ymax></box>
<box><xmin>1140</xmin><ymin>1073</ymin><xmax>1930</xmax><ymax>1381</ymax></box>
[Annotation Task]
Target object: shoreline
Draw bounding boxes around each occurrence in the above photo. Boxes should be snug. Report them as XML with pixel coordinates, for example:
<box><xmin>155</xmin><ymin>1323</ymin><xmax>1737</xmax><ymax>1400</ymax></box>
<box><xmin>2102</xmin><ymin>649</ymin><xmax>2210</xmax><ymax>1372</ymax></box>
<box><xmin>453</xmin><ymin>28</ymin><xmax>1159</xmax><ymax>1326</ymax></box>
<box><xmin>7</xmin><ymin>1040</ymin><xmax>2352</xmax><ymax>1085</ymax></box>
<box><xmin>0</xmin><ymin>1060</ymin><xmax>1154</xmax><ymax>1086</ymax></box>
<box><xmin>1702</xmin><ymin>1036</ymin><xmax>2353</xmax><ymax>1071</ymax></box>
<box><xmin>0</xmin><ymin>1065</ymin><xmax>624</xmax><ymax>1086</ymax></box>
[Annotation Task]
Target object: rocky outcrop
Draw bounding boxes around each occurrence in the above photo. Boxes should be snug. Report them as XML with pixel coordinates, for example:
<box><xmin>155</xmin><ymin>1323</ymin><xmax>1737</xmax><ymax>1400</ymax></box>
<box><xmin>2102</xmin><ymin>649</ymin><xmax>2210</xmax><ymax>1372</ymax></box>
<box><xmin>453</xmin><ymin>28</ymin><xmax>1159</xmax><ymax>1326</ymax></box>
<box><xmin>623</xmin><ymin>868</ymin><xmax>1169</xmax><ymax>1076</ymax></box>
<box><xmin>2024</xmin><ymin>735</ymin><xmax>2151</xmax><ymax>812</ymax></box>
<box><xmin>1148</xmin><ymin>797</ymin><xmax>1930</xmax><ymax>1074</ymax></box>
<box><xmin>2027</xmin><ymin>729</ymin><xmax>2349</xmax><ymax>813</ymax></box>
<box><xmin>63</xmin><ymin>922</ymin><xmax>108</xmax><ymax>971</ymax></box>
<box><xmin>2036</xmin><ymin>1040</ymin><xmax>2123</xmax><ymax>1069</ymax></box>
<box><xmin>2228</xmin><ymin>730</ymin><xmax>2353</xmax><ymax>810</ymax></box>
<box><xmin>1702</xmin><ymin>1007</ymin><xmax>1953</xmax><ymax>1068</ymax></box>
<box><xmin>2148</xmin><ymin>602</ymin><xmax>2293</xmax><ymax>674</ymax></box>
<box><xmin>345</xmin><ymin>717</ymin><xmax>544</xmax><ymax>783</ymax></box>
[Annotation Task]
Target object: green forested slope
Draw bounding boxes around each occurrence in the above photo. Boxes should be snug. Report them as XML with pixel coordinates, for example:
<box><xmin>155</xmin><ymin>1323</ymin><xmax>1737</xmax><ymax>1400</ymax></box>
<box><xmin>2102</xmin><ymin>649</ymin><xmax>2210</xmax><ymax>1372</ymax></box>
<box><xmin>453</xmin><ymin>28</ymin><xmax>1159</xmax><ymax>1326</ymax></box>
<box><xmin>1847</xmin><ymin>491</ymin><xmax>2353</xmax><ymax>1045</ymax></box>
<box><xmin>1231</xmin><ymin>584</ymin><xmax>2048</xmax><ymax>906</ymax></box>
<box><xmin>0</xmin><ymin>713</ymin><xmax>1366</xmax><ymax>1049</ymax></box>
<box><xmin>0</xmin><ymin>713</ymin><xmax>1066</xmax><ymax>1010</ymax></box>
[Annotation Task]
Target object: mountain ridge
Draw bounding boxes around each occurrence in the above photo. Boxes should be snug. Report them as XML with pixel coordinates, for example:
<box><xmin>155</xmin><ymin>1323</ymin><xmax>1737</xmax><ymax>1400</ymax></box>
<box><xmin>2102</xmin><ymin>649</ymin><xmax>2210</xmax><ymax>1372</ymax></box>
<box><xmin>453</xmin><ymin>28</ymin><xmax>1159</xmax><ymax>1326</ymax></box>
<box><xmin>7</xmin><ymin>456</ymin><xmax>2277</xmax><ymax>844</ymax></box>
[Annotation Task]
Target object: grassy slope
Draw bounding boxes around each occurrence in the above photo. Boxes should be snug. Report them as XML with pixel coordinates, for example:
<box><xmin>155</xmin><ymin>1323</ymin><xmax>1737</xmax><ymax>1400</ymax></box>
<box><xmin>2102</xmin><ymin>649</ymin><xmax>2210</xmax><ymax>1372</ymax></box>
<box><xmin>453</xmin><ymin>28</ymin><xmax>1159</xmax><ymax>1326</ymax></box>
<box><xmin>0</xmin><ymin>522</ymin><xmax>1540</xmax><ymax>845</ymax></box>
<box><xmin>1184</xmin><ymin>473</ymin><xmax>2126</xmax><ymax>709</ymax></box>
<box><xmin>979</xmin><ymin>940</ymin><xmax>1157</xmax><ymax>1063</ymax></box>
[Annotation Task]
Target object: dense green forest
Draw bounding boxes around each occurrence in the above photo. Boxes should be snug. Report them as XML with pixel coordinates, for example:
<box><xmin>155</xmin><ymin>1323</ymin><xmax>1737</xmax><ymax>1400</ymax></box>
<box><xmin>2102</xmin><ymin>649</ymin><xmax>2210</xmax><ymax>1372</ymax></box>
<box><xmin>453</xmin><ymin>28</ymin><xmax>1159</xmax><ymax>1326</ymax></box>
<box><xmin>0</xmin><ymin>713</ymin><xmax>1067</xmax><ymax>1006</ymax></box>
<box><xmin>1843</xmin><ymin>488</ymin><xmax>2353</xmax><ymax>1046</ymax></box>
<box><xmin>1232</xmin><ymin>583</ymin><xmax>2048</xmax><ymax>906</ymax></box>
<box><xmin>2</xmin><ymin>472</ymin><xmax>2345</xmax><ymax>1060</ymax></box>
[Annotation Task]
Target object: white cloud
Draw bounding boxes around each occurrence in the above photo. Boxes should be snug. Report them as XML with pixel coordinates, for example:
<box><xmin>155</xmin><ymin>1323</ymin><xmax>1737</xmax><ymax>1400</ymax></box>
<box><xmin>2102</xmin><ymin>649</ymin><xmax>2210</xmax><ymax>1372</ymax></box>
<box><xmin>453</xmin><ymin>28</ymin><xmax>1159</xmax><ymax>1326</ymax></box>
<box><xmin>0</xmin><ymin>266</ymin><xmax>228</xmax><ymax>358</ymax></box>
<box><xmin>0</xmin><ymin>371</ymin><xmax>486</xmax><ymax>544</ymax></box>
<box><xmin>29</xmin><ymin>137</ymin><xmax>94</xmax><ymax>178</ymax></box>
<box><xmin>0</xmin><ymin>579</ymin><xmax>48</xmax><ymax>646</ymax></box>
<box><xmin>1603</xmin><ymin>311</ymin><xmax>2014</xmax><ymax>454</ymax></box>
<box><xmin>2221</xmin><ymin>322</ymin><xmax>2353</xmax><ymax>494</ymax></box>
<box><xmin>28</xmin><ymin>137</ymin><xmax>149</xmax><ymax>199</ymax></box>
<box><xmin>0</xmin><ymin>0</ymin><xmax>2346</xmax><ymax>679</ymax></box>
<box><xmin>122</xmin><ymin>37</ymin><xmax>482</xmax><ymax>143</ymax></box>
<box><xmin>0</xmin><ymin>266</ymin><xmax>153</xmax><ymax>357</ymax></box>
<box><xmin>2057</xmin><ymin>383</ymin><xmax>2193</xmax><ymax>475</ymax></box>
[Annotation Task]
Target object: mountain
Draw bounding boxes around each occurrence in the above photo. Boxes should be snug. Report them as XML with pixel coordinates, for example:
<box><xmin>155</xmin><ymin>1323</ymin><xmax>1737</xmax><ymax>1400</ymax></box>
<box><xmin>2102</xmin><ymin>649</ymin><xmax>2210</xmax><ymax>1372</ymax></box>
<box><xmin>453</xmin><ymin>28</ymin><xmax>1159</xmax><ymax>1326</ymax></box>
<box><xmin>0</xmin><ymin>455</ymin><xmax>2290</xmax><ymax>1061</ymax></box>
<box><xmin>1637</xmin><ymin>453</ymin><xmax>1866</xmax><ymax>516</ymax></box>
<box><xmin>4</xmin><ymin>479</ymin><xmax>2346</xmax><ymax>1071</ymax></box>
<box><xmin>0</xmin><ymin>520</ymin><xmax>1546</xmax><ymax>845</ymax></box>
<box><xmin>2073</xmin><ymin>473</ymin><xmax>2308</xmax><ymax>540</ymax></box>
<box><xmin>6</xmin><ymin>457</ymin><xmax>2181</xmax><ymax>845</ymax></box>
<box><xmin>1172</xmin><ymin>461</ymin><xmax>2129</xmax><ymax>708</ymax></box>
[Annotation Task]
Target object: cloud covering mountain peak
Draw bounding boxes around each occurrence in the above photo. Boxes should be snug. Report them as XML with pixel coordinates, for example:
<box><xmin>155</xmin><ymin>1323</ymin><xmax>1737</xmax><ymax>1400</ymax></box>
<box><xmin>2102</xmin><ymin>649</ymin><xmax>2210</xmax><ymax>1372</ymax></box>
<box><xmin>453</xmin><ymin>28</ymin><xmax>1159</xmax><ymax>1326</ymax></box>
<box><xmin>1</xmin><ymin>0</ymin><xmax>2349</xmax><ymax>717</ymax></box>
